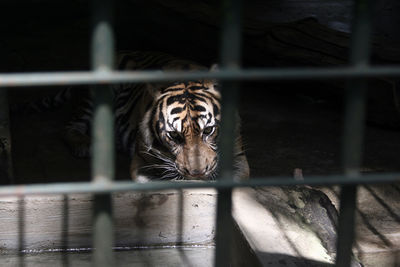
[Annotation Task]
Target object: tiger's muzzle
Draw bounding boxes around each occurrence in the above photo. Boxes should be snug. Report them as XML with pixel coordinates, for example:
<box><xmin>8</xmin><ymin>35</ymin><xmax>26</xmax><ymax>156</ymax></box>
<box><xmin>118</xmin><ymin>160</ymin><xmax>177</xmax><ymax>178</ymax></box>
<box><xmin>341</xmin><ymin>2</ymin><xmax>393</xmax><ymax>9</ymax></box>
<box><xmin>175</xmin><ymin>145</ymin><xmax>217</xmax><ymax>180</ymax></box>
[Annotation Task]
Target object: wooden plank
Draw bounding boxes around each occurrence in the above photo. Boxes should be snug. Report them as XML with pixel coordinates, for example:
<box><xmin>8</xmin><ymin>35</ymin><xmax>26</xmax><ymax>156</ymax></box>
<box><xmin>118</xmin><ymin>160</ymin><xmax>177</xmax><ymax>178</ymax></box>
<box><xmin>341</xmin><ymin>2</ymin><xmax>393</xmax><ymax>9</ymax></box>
<box><xmin>0</xmin><ymin>189</ymin><xmax>216</xmax><ymax>252</ymax></box>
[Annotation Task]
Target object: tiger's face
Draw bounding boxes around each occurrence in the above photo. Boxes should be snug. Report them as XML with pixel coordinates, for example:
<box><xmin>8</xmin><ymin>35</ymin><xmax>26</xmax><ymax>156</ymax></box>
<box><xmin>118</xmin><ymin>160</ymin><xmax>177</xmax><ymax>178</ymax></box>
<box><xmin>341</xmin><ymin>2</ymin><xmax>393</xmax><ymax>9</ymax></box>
<box><xmin>134</xmin><ymin>80</ymin><xmax>221</xmax><ymax>181</ymax></box>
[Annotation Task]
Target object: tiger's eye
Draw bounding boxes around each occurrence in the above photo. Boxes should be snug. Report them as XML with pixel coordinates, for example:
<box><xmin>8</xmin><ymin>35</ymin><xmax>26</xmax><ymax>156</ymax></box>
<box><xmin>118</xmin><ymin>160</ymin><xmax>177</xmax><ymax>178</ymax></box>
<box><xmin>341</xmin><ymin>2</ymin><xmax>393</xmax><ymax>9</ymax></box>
<box><xmin>167</xmin><ymin>131</ymin><xmax>182</xmax><ymax>142</ymax></box>
<box><xmin>203</xmin><ymin>126</ymin><xmax>214</xmax><ymax>136</ymax></box>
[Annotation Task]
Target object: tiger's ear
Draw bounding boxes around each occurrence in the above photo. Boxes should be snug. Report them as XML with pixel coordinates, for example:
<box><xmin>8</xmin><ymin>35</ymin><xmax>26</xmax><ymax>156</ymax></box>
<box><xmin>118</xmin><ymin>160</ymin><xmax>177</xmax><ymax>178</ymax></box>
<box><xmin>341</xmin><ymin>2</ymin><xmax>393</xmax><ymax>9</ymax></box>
<box><xmin>144</xmin><ymin>82</ymin><xmax>162</xmax><ymax>98</ymax></box>
<box><xmin>209</xmin><ymin>64</ymin><xmax>220</xmax><ymax>88</ymax></box>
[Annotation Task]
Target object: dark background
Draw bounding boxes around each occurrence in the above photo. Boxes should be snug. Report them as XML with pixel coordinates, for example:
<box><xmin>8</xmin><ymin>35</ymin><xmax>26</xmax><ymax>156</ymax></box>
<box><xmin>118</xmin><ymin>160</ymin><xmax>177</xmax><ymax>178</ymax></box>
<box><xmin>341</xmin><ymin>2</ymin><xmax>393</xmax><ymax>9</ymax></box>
<box><xmin>1</xmin><ymin>0</ymin><xmax>400</xmax><ymax>183</ymax></box>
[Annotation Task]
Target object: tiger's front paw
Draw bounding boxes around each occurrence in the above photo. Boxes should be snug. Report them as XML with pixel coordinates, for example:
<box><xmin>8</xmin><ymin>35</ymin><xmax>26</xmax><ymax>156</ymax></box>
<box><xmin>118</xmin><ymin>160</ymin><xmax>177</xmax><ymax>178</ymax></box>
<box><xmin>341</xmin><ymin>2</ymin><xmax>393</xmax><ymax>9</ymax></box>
<box><xmin>134</xmin><ymin>174</ymin><xmax>151</xmax><ymax>183</ymax></box>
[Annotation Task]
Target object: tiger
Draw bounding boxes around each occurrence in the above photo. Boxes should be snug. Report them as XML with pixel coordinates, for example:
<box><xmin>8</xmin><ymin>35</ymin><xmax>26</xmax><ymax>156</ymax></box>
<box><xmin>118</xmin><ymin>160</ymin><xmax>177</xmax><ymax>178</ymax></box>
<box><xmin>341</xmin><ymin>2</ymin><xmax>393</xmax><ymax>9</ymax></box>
<box><xmin>63</xmin><ymin>51</ymin><xmax>250</xmax><ymax>182</ymax></box>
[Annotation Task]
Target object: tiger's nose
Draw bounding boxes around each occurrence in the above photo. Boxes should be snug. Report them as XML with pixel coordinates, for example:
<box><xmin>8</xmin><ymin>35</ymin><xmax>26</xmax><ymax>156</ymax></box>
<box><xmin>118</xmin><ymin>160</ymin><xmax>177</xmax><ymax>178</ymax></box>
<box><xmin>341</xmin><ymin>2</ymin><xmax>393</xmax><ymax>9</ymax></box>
<box><xmin>190</xmin><ymin>169</ymin><xmax>205</xmax><ymax>177</ymax></box>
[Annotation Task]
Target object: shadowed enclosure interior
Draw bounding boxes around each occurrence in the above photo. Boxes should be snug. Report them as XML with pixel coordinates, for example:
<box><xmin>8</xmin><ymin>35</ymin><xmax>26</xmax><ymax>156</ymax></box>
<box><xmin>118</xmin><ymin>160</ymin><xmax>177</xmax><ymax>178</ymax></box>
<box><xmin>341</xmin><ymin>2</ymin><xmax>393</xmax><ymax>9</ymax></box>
<box><xmin>0</xmin><ymin>0</ymin><xmax>400</xmax><ymax>266</ymax></box>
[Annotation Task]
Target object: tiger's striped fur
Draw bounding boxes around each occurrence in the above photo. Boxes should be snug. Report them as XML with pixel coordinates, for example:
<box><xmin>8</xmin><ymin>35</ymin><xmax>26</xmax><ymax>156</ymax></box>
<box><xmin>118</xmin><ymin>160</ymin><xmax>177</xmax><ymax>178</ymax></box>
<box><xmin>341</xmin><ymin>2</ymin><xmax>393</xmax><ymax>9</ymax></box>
<box><xmin>64</xmin><ymin>51</ymin><xmax>249</xmax><ymax>181</ymax></box>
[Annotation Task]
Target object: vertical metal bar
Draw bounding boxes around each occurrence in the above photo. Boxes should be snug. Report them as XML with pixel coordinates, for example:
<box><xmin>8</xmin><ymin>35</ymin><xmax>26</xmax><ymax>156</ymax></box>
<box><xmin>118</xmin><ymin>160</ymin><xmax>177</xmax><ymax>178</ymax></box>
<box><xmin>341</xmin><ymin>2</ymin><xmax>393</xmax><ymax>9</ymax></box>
<box><xmin>18</xmin><ymin>197</ymin><xmax>25</xmax><ymax>267</ymax></box>
<box><xmin>214</xmin><ymin>0</ymin><xmax>242</xmax><ymax>266</ymax></box>
<box><xmin>62</xmin><ymin>195</ymin><xmax>69</xmax><ymax>267</ymax></box>
<box><xmin>0</xmin><ymin>89</ymin><xmax>13</xmax><ymax>183</ymax></box>
<box><xmin>336</xmin><ymin>0</ymin><xmax>372</xmax><ymax>266</ymax></box>
<box><xmin>90</xmin><ymin>0</ymin><xmax>115</xmax><ymax>266</ymax></box>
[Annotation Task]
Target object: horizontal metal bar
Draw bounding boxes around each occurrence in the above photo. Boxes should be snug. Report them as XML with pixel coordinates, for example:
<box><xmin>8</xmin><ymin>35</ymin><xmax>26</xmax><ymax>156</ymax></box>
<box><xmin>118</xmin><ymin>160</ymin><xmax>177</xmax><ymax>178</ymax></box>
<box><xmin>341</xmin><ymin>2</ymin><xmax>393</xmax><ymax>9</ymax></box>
<box><xmin>0</xmin><ymin>173</ymin><xmax>398</xmax><ymax>197</ymax></box>
<box><xmin>1</xmin><ymin>66</ymin><xmax>400</xmax><ymax>88</ymax></box>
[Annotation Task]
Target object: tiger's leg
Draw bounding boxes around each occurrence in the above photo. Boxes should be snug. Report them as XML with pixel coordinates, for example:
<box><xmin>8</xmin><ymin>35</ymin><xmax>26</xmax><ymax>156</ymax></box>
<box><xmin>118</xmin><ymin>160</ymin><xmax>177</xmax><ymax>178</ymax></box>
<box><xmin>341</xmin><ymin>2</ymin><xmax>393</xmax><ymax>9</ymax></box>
<box><xmin>63</xmin><ymin>95</ymin><xmax>93</xmax><ymax>158</ymax></box>
<box><xmin>234</xmin><ymin>154</ymin><xmax>250</xmax><ymax>180</ymax></box>
<box><xmin>234</xmin><ymin>135</ymin><xmax>250</xmax><ymax>180</ymax></box>
<box><xmin>129</xmin><ymin>141</ymin><xmax>152</xmax><ymax>182</ymax></box>
<box><xmin>130</xmin><ymin>152</ymin><xmax>150</xmax><ymax>183</ymax></box>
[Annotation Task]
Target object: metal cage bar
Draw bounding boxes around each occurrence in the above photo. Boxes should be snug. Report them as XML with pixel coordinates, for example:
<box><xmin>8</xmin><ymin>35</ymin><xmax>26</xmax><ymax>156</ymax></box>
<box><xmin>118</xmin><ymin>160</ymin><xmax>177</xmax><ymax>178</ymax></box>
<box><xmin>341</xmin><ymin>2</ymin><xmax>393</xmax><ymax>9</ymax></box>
<box><xmin>1</xmin><ymin>66</ymin><xmax>400</xmax><ymax>88</ymax></box>
<box><xmin>0</xmin><ymin>173</ymin><xmax>398</xmax><ymax>196</ymax></box>
<box><xmin>90</xmin><ymin>0</ymin><xmax>115</xmax><ymax>266</ymax></box>
<box><xmin>214</xmin><ymin>0</ymin><xmax>242</xmax><ymax>266</ymax></box>
<box><xmin>336</xmin><ymin>0</ymin><xmax>373</xmax><ymax>266</ymax></box>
